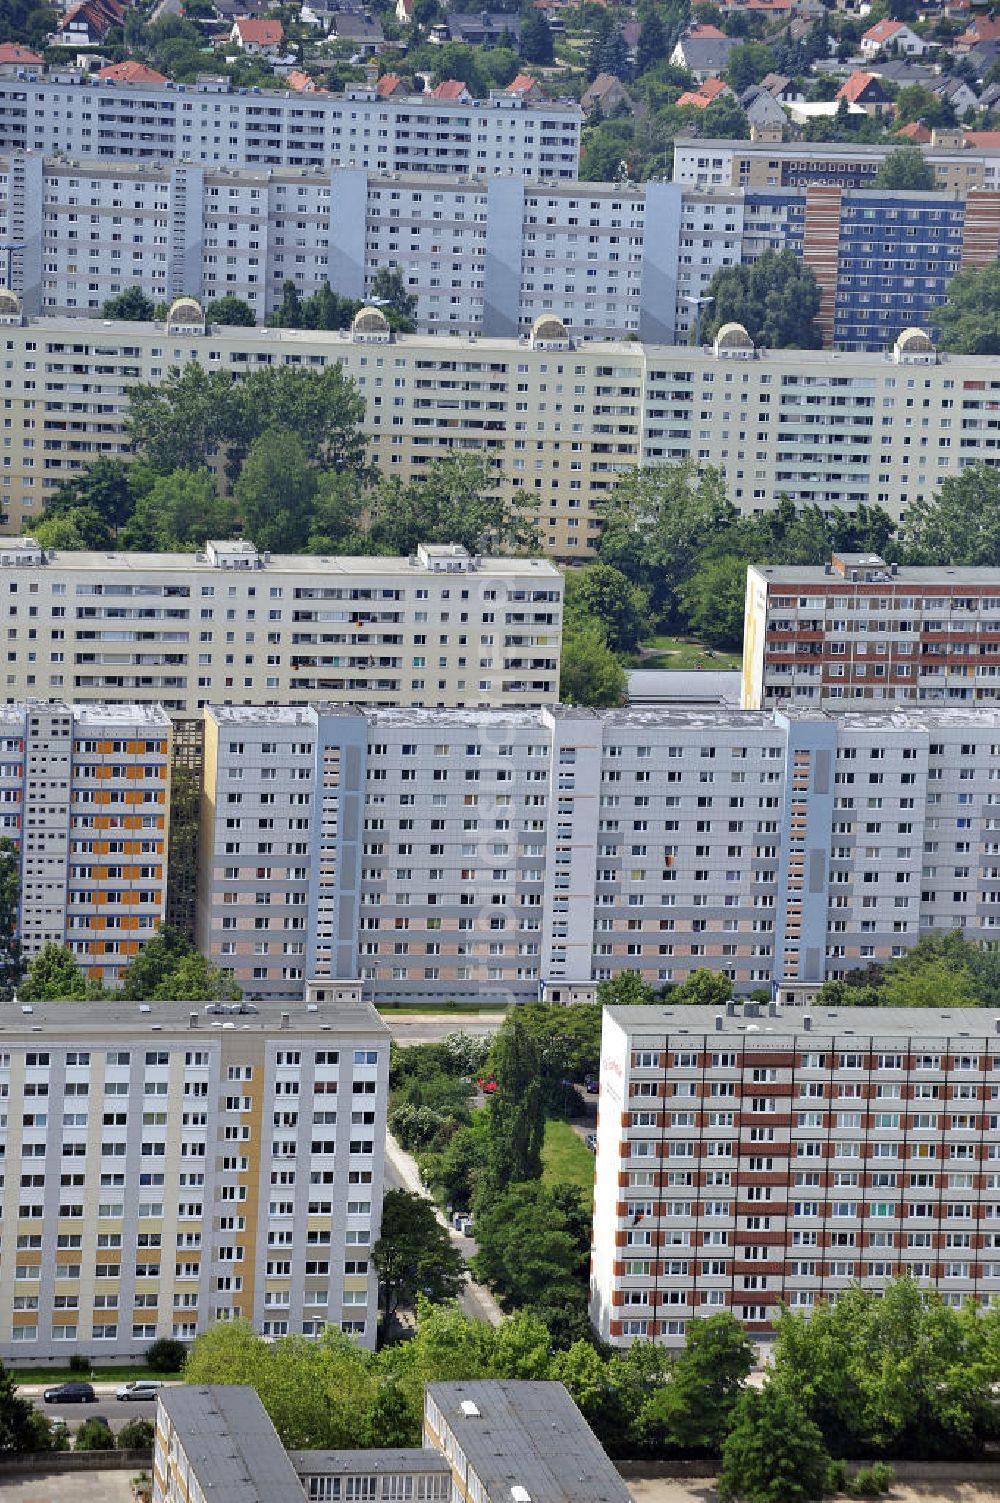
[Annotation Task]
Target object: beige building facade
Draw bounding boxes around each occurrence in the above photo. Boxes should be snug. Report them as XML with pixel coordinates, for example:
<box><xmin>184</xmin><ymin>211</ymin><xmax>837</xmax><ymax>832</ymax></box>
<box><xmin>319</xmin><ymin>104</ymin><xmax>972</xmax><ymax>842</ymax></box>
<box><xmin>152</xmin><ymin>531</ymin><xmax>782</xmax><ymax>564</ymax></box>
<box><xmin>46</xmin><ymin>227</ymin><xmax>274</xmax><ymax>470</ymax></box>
<box><xmin>0</xmin><ymin>1000</ymin><xmax>389</xmax><ymax>1363</ymax></box>
<box><xmin>0</xmin><ymin>537</ymin><xmax>562</xmax><ymax>716</ymax></box>
<box><xmin>0</xmin><ymin>301</ymin><xmax>994</xmax><ymax>557</ymax></box>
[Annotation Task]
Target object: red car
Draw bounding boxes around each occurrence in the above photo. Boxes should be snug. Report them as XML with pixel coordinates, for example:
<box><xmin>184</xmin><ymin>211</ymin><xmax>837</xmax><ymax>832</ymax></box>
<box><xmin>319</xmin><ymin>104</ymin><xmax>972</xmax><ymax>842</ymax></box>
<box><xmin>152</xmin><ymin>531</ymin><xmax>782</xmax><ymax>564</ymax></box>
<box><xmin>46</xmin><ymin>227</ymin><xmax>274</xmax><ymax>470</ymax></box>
<box><xmin>477</xmin><ymin>1075</ymin><xmax>498</xmax><ymax>1094</ymax></box>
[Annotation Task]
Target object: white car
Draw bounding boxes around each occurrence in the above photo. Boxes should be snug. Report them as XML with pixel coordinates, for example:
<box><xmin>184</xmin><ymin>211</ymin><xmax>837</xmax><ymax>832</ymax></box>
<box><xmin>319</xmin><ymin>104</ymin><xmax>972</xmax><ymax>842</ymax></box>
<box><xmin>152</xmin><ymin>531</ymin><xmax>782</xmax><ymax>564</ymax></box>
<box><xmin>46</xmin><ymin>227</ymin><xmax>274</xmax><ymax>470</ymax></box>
<box><xmin>116</xmin><ymin>1380</ymin><xmax>164</xmax><ymax>1402</ymax></box>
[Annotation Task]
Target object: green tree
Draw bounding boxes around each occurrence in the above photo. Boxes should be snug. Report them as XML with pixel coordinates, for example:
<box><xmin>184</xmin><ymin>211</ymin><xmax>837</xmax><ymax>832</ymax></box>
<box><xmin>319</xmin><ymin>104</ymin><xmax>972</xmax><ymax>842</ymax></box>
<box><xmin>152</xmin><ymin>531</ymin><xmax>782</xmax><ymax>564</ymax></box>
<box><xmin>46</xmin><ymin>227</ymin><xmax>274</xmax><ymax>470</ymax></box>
<box><xmin>372</xmin><ymin>1189</ymin><xmax>466</xmax><ymax>1342</ymax></box>
<box><xmin>596</xmin><ymin>971</ymin><xmax>654</xmax><ymax>1007</ymax></box>
<box><xmin>642</xmin><ymin>1313</ymin><xmax>754</xmax><ymax>1453</ymax></box>
<box><xmin>20</xmin><ymin>942</ymin><xmax>98</xmax><ymax>1001</ymax></box>
<box><xmin>559</xmin><ymin>621</ymin><xmax>627</xmax><ymax>707</ymax></box>
<box><xmin>597</xmin><ymin>461</ymin><xmax>738</xmax><ymax>622</ymax></box>
<box><xmin>670</xmin><ymin>968</ymin><xmax>734</xmax><ymax>1005</ymax></box>
<box><xmin>102</xmin><ymin>286</ymin><xmax>155</xmax><ymax>321</ymax></box>
<box><xmin>520</xmin><ymin>10</ymin><xmax>554</xmax><ymax>63</ymax></box>
<box><xmin>117</xmin><ymin>1418</ymin><xmax>155</xmax><ymax>1450</ymax></box>
<box><xmin>165</xmin><ymin>766</ymin><xmax>199</xmax><ymax>940</ymax></box>
<box><xmin>33</xmin><ymin>507</ymin><xmax>116</xmax><ymax>551</ymax></box>
<box><xmin>75</xmin><ymin>1419</ymin><xmax>117</xmax><ymax>1451</ymax></box>
<box><xmin>0</xmin><ymin>1360</ymin><xmax>38</xmax><ymax>1455</ymax></box>
<box><xmin>719</xmin><ymin>1383</ymin><xmax>831</xmax><ymax>1503</ymax></box>
<box><xmin>127</xmin><ymin>363</ymin><xmax>239</xmax><ymax>475</ymax></box>
<box><xmin>471</xmin><ymin>1181</ymin><xmax>591</xmax><ymax>1344</ymax></box>
<box><xmin>724</xmin><ymin>40</ymin><xmax>775</xmax><ymax>91</ymax></box>
<box><xmin>234</xmin><ymin>430</ymin><xmax>319</xmax><ymax>553</ymax></box>
<box><xmin>936</xmin><ymin>263</ymin><xmax>1000</xmax><ymax>355</ymax></box>
<box><xmin>0</xmin><ymin>836</ymin><xmax>20</xmax><ymax>1001</ymax></box>
<box><xmin>873</xmin><ymin>144</ymin><xmax>936</xmax><ymax>190</ymax></box>
<box><xmin>564</xmin><ymin>562</ymin><xmax>651</xmax><ymax>653</ymax></box>
<box><xmin>367</xmin><ymin>453</ymin><xmax>538</xmax><ymax>555</ymax></box>
<box><xmin>635</xmin><ymin>12</ymin><xmax>668</xmax><ymax>74</ymax></box>
<box><xmin>370</xmin><ymin>266</ymin><xmax>418</xmax><ymax>331</ymax></box>
<box><xmin>904</xmin><ymin>465</ymin><xmax>1000</xmax><ymax>565</ymax></box>
<box><xmin>119</xmin><ymin>924</ymin><xmax>241</xmax><ymax>1002</ymax></box>
<box><xmin>146</xmin><ymin>1336</ymin><xmax>188</xmax><ymax>1373</ymax></box>
<box><xmin>699</xmin><ymin>95</ymin><xmax>751</xmax><ymax>139</ymax></box>
<box><xmin>484</xmin><ymin>1012</ymin><xmax>545</xmax><ymax>1193</ymax></box>
<box><xmin>701</xmin><ymin>249</ymin><xmax>822</xmax><ymax>350</ymax></box>
<box><xmin>40</xmin><ymin>457</ymin><xmax>136</xmax><ymax>535</ymax></box>
<box><xmin>119</xmin><ymin>467</ymin><xmax>239</xmax><ymax>552</ymax></box>
<box><xmin>677</xmin><ymin>554</ymin><xmax>748</xmax><ymax>648</ymax></box>
<box><xmin>364</xmin><ymin>1380</ymin><xmax>419</xmax><ymax>1446</ymax></box>
<box><xmin>205</xmin><ymin>294</ymin><xmax>257</xmax><ymax>326</ymax></box>
<box><xmin>893</xmin><ymin>85</ymin><xmax>955</xmax><ymax>130</ymax></box>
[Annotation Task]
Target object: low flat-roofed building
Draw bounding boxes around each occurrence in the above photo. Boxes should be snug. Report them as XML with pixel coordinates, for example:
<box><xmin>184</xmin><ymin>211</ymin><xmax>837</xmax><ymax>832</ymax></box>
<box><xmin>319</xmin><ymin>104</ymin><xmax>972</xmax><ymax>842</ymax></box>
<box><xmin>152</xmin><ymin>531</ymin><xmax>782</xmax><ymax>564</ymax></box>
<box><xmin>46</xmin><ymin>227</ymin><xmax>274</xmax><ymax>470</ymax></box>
<box><xmin>291</xmin><ymin>1448</ymin><xmax>452</xmax><ymax>1502</ymax></box>
<box><xmin>423</xmin><ymin>1381</ymin><xmax>633</xmax><ymax>1503</ymax></box>
<box><xmin>154</xmin><ymin>1385</ymin><xmax>305</xmax><ymax>1503</ymax></box>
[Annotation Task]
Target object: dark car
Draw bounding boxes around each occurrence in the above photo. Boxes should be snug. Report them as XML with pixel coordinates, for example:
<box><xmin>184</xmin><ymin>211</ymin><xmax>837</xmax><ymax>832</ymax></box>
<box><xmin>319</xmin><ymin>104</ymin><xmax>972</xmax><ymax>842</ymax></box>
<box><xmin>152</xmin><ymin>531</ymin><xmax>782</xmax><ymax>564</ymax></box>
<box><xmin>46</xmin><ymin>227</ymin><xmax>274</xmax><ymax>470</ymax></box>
<box><xmin>43</xmin><ymin>1382</ymin><xmax>96</xmax><ymax>1404</ymax></box>
<box><xmin>584</xmin><ymin>1075</ymin><xmax>599</xmax><ymax>1094</ymax></box>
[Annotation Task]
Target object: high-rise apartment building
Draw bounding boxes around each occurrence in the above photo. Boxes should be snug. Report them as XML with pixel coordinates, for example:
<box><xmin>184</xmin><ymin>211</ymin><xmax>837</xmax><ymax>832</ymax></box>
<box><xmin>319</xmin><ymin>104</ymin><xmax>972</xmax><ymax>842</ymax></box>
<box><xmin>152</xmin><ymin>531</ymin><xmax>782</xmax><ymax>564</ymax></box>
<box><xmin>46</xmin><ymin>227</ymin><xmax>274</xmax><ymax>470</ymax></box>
<box><xmin>197</xmin><ymin>702</ymin><xmax>1000</xmax><ymax>1005</ymax></box>
<box><xmin>0</xmin><ymin>300</ymin><xmax>992</xmax><ymax>553</ymax></box>
<box><xmin>2</xmin><ymin>152</ymin><xmax>993</xmax><ymax>350</ymax></box>
<box><xmin>0</xmin><ymin>73</ymin><xmax>581</xmax><ymax>177</ymax></box>
<box><xmin>0</xmin><ymin>701</ymin><xmax>170</xmax><ymax>983</ymax></box>
<box><xmin>672</xmin><ymin>134</ymin><xmax>1000</xmax><ymax>193</ymax></box>
<box><xmin>742</xmin><ymin>553</ymin><xmax>1000</xmax><ymax>711</ymax></box>
<box><xmin>590</xmin><ymin>1003</ymin><xmax>1000</xmax><ymax>1348</ymax></box>
<box><xmin>0</xmin><ymin>999</ymin><xmax>388</xmax><ymax>1363</ymax></box>
<box><xmin>0</xmin><ymin>538</ymin><xmax>562</xmax><ymax>715</ymax></box>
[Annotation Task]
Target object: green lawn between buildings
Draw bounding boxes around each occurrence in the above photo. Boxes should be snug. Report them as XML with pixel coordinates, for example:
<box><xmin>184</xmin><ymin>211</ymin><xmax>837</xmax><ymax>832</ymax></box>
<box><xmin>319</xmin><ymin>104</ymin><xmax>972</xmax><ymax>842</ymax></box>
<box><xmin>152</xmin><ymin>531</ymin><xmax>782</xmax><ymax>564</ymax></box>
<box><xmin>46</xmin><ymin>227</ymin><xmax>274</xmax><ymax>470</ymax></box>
<box><xmin>633</xmin><ymin>633</ymin><xmax>742</xmax><ymax>672</ymax></box>
<box><xmin>541</xmin><ymin>1119</ymin><xmax>595</xmax><ymax>1192</ymax></box>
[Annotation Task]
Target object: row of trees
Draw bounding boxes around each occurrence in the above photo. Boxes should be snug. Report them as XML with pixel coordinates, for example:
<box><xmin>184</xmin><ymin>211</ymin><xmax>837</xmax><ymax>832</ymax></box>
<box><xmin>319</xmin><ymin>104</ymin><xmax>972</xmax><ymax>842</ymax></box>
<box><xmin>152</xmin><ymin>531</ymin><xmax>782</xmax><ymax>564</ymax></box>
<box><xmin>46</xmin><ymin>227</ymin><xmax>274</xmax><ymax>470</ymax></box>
<box><xmin>178</xmin><ymin>1276</ymin><xmax>1000</xmax><ymax>1487</ymax></box>
<box><xmin>15</xmin><ymin>927</ymin><xmax>240</xmax><ymax>1004</ymax></box>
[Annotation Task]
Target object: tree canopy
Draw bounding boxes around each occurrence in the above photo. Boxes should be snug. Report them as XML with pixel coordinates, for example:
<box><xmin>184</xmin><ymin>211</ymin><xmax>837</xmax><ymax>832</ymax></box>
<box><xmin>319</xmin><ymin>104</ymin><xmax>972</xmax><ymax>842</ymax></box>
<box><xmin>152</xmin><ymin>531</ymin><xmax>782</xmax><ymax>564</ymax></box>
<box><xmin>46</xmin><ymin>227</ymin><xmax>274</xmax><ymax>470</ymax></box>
<box><xmin>102</xmin><ymin>286</ymin><xmax>155</xmax><ymax>321</ymax></box>
<box><xmin>873</xmin><ymin>144</ymin><xmax>936</xmax><ymax>190</ymax></box>
<box><xmin>904</xmin><ymin>464</ymin><xmax>1000</xmax><ymax>565</ymax></box>
<box><xmin>935</xmin><ymin>263</ymin><xmax>1000</xmax><ymax>355</ymax></box>
<box><xmin>372</xmin><ymin>1189</ymin><xmax>466</xmax><ymax>1341</ymax></box>
<box><xmin>701</xmin><ymin>250</ymin><xmax>822</xmax><ymax>350</ymax></box>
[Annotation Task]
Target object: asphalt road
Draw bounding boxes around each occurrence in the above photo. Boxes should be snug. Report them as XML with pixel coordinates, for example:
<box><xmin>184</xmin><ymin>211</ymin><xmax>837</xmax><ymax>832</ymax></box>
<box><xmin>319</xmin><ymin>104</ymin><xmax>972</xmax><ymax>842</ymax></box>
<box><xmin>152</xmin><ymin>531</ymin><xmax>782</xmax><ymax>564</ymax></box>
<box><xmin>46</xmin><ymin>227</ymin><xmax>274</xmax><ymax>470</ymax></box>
<box><xmin>24</xmin><ymin>1382</ymin><xmax>167</xmax><ymax>1437</ymax></box>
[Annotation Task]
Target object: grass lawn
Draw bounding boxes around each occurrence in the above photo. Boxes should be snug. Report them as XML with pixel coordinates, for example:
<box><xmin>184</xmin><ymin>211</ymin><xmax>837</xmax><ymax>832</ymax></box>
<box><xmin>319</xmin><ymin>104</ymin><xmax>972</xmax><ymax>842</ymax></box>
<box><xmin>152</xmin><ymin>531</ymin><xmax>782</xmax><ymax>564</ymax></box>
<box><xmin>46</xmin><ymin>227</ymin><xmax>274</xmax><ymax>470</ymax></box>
<box><xmin>633</xmin><ymin>633</ymin><xmax>742</xmax><ymax>672</ymax></box>
<box><xmin>541</xmin><ymin>1119</ymin><xmax>595</xmax><ymax>1192</ymax></box>
<box><xmin>10</xmin><ymin>1365</ymin><xmax>165</xmax><ymax>1383</ymax></box>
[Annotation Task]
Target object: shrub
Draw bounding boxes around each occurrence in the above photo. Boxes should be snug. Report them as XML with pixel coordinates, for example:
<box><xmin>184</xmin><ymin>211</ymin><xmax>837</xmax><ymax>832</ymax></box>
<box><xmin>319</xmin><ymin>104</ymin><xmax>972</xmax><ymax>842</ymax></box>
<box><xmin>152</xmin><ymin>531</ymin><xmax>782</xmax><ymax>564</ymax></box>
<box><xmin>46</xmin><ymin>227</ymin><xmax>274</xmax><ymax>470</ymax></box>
<box><xmin>75</xmin><ymin>1419</ymin><xmax>116</xmax><ymax>1451</ymax></box>
<box><xmin>67</xmin><ymin>1353</ymin><xmax>91</xmax><ymax>1375</ymax></box>
<box><xmin>846</xmin><ymin>1464</ymin><xmax>894</xmax><ymax>1498</ymax></box>
<box><xmin>118</xmin><ymin>1418</ymin><xmax>155</xmax><ymax>1451</ymax></box>
<box><xmin>825</xmin><ymin>1460</ymin><xmax>848</xmax><ymax>1494</ymax></box>
<box><xmin>145</xmin><ymin>1337</ymin><xmax>187</xmax><ymax>1373</ymax></box>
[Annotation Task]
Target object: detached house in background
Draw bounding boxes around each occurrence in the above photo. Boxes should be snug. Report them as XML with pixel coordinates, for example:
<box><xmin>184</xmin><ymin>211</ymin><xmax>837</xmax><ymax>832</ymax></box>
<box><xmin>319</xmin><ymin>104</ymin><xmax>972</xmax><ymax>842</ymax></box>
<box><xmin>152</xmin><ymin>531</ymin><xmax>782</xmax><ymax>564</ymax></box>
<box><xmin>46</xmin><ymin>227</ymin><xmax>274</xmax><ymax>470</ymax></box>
<box><xmin>861</xmin><ymin>18</ymin><xmax>928</xmax><ymax>56</ymax></box>
<box><xmin>0</xmin><ymin>42</ymin><xmax>43</xmax><ymax>71</ymax></box>
<box><xmin>836</xmin><ymin>69</ymin><xmax>892</xmax><ymax>115</ymax></box>
<box><xmin>52</xmin><ymin>0</ymin><xmax>123</xmax><ymax>47</ymax></box>
<box><xmin>230</xmin><ymin>15</ymin><xmax>284</xmax><ymax>53</ymax></box>
<box><xmin>96</xmin><ymin>59</ymin><xmax>168</xmax><ymax>83</ymax></box>
<box><xmin>670</xmin><ymin>25</ymin><xmax>739</xmax><ymax>81</ymax></box>
<box><xmin>581</xmin><ymin>71</ymin><xmax>635</xmax><ymax>115</ymax></box>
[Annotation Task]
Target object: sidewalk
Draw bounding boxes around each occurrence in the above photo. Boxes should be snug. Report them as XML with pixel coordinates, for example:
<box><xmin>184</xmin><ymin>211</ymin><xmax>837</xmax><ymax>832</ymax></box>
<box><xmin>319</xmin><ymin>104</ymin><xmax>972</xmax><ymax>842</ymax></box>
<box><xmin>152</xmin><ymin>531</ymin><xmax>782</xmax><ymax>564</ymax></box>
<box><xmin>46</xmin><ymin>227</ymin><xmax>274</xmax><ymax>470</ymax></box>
<box><xmin>385</xmin><ymin>1132</ymin><xmax>504</xmax><ymax>1327</ymax></box>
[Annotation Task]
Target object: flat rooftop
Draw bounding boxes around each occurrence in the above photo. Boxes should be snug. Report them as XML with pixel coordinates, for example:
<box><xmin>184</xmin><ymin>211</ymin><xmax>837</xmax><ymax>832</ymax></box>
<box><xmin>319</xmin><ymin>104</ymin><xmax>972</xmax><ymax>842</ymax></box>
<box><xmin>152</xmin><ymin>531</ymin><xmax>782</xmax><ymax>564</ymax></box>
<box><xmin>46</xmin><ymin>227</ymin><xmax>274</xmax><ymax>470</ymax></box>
<box><xmin>2</xmin><ymin>539</ymin><xmax>560</xmax><ymax>578</ymax></box>
<box><xmin>606</xmin><ymin>1004</ymin><xmax>1000</xmax><ymax>1042</ymax></box>
<box><xmin>159</xmin><ymin>1386</ymin><xmax>305</xmax><ymax>1503</ymax></box>
<box><xmin>0</xmin><ymin>998</ymin><xmax>388</xmax><ymax>1040</ymax></box>
<box><xmin>291</xmin><ymin>1449</ymin><xmax>451</xmax><ymax>1476</ymax></box>
<box><xmin>0</xmin><ymin>701</ymin><xmax>170</xmax><ymax>726</ymax></box>
<box><xmin>426</xmin><ymin>1381</ymin><xmax>631</xmax><ymax>1503</ymax></box>
<box><xmin>674</xmin><ymin>134</ymin><xmax>1000</xmax><ymax>159</ymax></box>
<box><xmin>753</xmin><ymin>562</ymin><xmax>1000</xmax><ymax>586</ymax></box>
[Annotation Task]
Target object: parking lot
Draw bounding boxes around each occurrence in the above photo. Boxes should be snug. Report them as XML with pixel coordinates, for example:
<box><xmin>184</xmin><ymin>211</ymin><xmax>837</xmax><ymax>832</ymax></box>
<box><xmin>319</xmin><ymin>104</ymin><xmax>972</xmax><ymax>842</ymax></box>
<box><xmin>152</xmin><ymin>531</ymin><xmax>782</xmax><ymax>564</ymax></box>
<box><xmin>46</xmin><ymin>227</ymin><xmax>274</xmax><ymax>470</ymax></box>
<box><xmin>1</xmin><ymin>1472</ymin><xmax>136</xmax><ymax>1503</ymax></box>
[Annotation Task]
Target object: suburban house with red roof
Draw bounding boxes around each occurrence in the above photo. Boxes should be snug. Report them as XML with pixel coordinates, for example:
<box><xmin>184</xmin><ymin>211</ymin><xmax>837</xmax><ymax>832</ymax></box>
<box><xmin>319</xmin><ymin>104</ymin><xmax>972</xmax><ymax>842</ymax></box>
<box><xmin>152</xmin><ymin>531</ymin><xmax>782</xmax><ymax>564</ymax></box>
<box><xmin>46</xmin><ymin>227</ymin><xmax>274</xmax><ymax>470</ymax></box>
<box><xmin>896</xmin><ymin>118</ymin><xmax>931</xmax><ymax>143</ymax></box>
<box><xmin>230</xmin><ymin>15</ymin><xmax>284</xmax><ymax>53</ymax></box>
<box><xmin>430</xmin><ymin>78</ymin><xmax>471</xmax><ymax>100</ymax></box>
<box><xmin>836</xmin><ymin>69</ymin><xmax>892</xmax><ymax>115</ymax></box>
<box><xmin>580</xmin><ymin>71</ymin><xmax>635</xmax><ymax>115</ymax></box>
<box><xmin>96</xmin><ymin>59</ymin><xmax>168</xmax><ymax>83</ymax></box>
<box><xmin>52</xmin><ymin>0</ymin><xmax>123</xmax><ymax>48</ymax></box>
<box><xmin>860</xmin><ymin>18</ymin><xmax>927</xmax><ymax>56</ymax></box>
<box><xmin>677</xmin><ymin>76</ymin><xmax>733</xmax><ymax>108</ymax></box>
<box><xmin>0</xmin><ymin>42</ymin><xmax>43</xmax><ymax>70</ymax></box>
<box><xmin>375</xmin><ymin>71</ymin><xmax>406</xmax><ymax>97</ymax></box>
<box><xmin>956</xmin><ymin>14</ymin><xmax>1000</xmax><ymax>50</ymax></box>
<box><xmin>505</xmin><ymin>72</ymin><xmax>543</xmax><ymax>102</ymax></box>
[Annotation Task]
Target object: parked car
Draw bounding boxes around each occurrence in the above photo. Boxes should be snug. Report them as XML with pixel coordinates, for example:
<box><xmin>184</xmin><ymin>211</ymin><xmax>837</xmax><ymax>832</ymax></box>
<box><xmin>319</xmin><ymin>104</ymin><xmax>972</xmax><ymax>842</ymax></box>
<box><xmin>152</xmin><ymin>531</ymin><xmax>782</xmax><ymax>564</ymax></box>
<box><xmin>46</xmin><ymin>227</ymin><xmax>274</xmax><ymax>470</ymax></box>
<box><xmin>585</xmin><ymin>1133</ymin><xmax>598</xmax><ymax>1152</ymax></box>
<box><xmin>116</xmin><ymin>1380</ymin><xmax>164</xmax><ymax>1401</ymax></box>
<box><xmin>584</xmin><ymin>1076</ymin><xmax>599</xmax><ymax>1094</ymax></box>
<box><xmin>43</xmin><ymin>1382</ymin><xmax>96</xmax><ymax>1404</ymax></box>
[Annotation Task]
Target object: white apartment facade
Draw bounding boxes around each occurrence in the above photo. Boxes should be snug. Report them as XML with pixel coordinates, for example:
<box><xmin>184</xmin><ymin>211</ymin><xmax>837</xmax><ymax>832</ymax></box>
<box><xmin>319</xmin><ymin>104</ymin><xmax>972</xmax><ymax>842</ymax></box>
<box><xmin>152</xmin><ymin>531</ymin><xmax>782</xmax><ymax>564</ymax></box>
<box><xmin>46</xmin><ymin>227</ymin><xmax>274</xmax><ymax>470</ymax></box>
<box><xmin>0</xmin><ymin>155</ymin><xmax>683</xmax><ymax>341</ymax></box>
<box><xmin>0</xmin><ymin>73</ymin><xmax>581</xmax><ymax>177</ymax></box>
<box><xmin>197</xmin><ymin>702</ymin><xmax>1000</xmax><ymax>1005</ymax></box>
<box><xmin>0</xmin><ymin>301</ymin><xmax>992</xmax><ymax>555</ymax></box>
<box><xmin>590</xmin><ymin>1003</ymin><xmax>1000</xmax><ymax>1348</ymax></box>
<box><xmin>0</xmin><ymin>538</ymin><xmax>562</xmax><ymax>715</ymax></box>
<box><xmin>0</xmin><ymin>999</ymin><xmax>388</xmax><ymax>1362</ymax></box>
<box><xmin>0</xmin><ymin>700</ymin><xmax>170</xmax><ymax>983</ymax></box>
